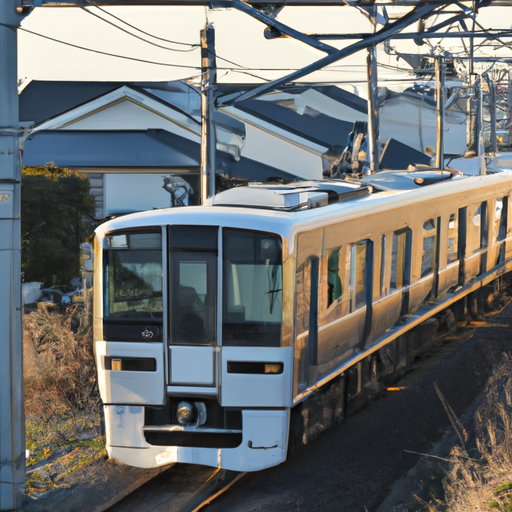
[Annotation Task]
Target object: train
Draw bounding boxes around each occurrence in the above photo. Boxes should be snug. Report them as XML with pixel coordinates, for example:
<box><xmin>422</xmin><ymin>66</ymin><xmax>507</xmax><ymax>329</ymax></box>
<box><xmin>91</xmin><ymin>163</ymin><xmax>512</xmax><ymax>472</ymax></box>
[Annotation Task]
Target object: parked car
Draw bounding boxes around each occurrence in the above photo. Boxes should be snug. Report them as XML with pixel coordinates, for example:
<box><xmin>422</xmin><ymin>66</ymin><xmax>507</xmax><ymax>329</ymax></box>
<box><xmin>39</xmin><ymin>289</ymin><xmax>72</xmax><ymax>305</ymax></box>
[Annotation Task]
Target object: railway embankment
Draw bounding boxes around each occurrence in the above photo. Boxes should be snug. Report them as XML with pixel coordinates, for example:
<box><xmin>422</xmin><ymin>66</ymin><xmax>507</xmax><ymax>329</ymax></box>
<box><xmin>201</xmin><ymin>282</ymin><xmax>512</xmax><ymax>511</ymax></box>
<box><xmin>21</xmin><ymin>280</ymin><xmax>512</xmax><ymax>512</ymax></box>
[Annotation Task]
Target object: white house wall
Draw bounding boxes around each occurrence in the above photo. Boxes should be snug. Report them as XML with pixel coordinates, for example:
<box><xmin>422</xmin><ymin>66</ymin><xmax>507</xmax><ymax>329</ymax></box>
<box><xmin>34</xmin><ymin>90</ymin><xmax>324</xmax><ymax>179</ymax></box>
<box><xmin>259</xmin><ymin>89</ymin><xmax>367</xmax><ymax>124</ymax></box>
<box><xmin>58</xmin><ymin>100</ymin><xmax>201</xmax><ymax>144</ymax></box>
<box><xmin>379</xmin><ymin>97</ymin><xmax>467</xmax><ymax>156</ymax></box>
<box><xmin>241</xmin><ymin>123</ymin><xmax>323</xmax><ymax>180</ymax></box>
<box><xmin>104</xmin><ymin>173</ymin><xmax>177</xmax><ymax>216</ymax></box>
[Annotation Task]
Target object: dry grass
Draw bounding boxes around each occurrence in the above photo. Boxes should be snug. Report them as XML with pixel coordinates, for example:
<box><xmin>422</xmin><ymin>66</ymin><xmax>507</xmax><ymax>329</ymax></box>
<box><xmin>23</xmin><ymin>303</ymin><xmax>103</xmax><ymax>480</ymax></box>
<box><xmin>422</xmin><ymin>360</ymin><xmax>512</xmax><ymax>512</ymax></box>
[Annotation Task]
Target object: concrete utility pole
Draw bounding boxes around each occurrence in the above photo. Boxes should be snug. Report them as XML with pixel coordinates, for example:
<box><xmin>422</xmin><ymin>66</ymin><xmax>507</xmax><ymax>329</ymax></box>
<box><xmin>0</xmin><ymin>2</ymin><xmax>29</xmax><ymax>510</ymax></box>
<box><xmin>200</xmin><ymin>23</ymin><xmax>216</xmax><ymax>203</ymax></box>
<box><xmin>435</xmin><ymin>57</ymin><xmax>445</xmax><ymax>169</ymax></box>
<box><xmin>366</xmin><ymin>45</ymin><xmax>379</xmax><ymax>174</ymax></box>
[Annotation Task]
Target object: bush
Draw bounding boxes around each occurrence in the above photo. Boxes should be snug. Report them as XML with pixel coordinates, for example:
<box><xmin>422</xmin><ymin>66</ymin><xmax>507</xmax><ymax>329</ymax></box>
<box><xmin>23</xmin><ymin>303</ymin><xmax>100</xmax><ymax>421</ymax></box>
<box><xmin>24</xmin><ymin>303</ymin><xmax>102</xmax><ymax>471</ymax></box>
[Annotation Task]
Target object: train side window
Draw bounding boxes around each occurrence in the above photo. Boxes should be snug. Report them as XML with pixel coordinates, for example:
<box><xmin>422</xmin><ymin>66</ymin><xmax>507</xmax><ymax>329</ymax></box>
<box><xmin>327</xmin><ymin>249</ymin><xmax>342</xmax><ymax>307</ymax></box>
<box><xmin>391</xmin><ymin>228</ymin><xmax>411</xmax><ymax>289</ymax></box>
<box><xmin>349</xmin><ymin>240</ymin><xmax>370</xmax><ymax>313</ymax></box>
<box><xmin>497</xmin><ymin>197</ymin><xmax>508</xmax><ymax>242</ymax></box>
<box><xmin>470</xmin><ymin>201</ymin><xmax>487</xmax><ymax>251</ymax></box>
<box><xmin>447</xmin><ymin>213</ymin><xmax>458</xmax><ymax>264</ymax></box>
<box><xmin>380</xmin><ymin>235</ymin><xmax>386</xmax><ymax>296</ymax></box>
<box><xmin>421</xmin><ymin>218</ymin><xmax>436</xmax><ymax>277</ymax></box>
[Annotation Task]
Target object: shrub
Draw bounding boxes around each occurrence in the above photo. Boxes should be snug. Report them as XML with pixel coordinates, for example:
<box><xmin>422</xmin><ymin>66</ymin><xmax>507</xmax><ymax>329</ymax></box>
<box><xmin>23</xmin><ymin>303</ymin><xmax>100</xmax><ymax>423</ymax></box>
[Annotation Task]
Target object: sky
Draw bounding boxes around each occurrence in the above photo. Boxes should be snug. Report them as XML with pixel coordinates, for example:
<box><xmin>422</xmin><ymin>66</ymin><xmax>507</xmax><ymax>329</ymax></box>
<box><xmin>17</xmin><ymin>4</ymin><xmax>512</xmax><ymax>92</ymax></box>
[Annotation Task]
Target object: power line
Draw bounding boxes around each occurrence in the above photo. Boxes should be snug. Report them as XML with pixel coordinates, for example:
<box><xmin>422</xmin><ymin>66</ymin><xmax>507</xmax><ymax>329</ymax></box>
<box><xmin>80</xmin><ymin>6</ymin><xmax>198</xmax><ymax>53</ymax></box>
<box><xmin>17</xmin><ymin>25</ymin><xmax>202</xmax><ymax>69</ymax></box>
<box><xmin>81</xmin><ymin>5</ymin><xmax>296</xmax><ymax>74</ymax></box>
<box><xmin>82</xmin><ymin>5</ymin><xmax>278</xmax><ymax>71</ymax></box>
<box><xmin>84</xmin><ymin>0</ymin><xmax>199</xmax><ymax>48</ymax></box>
<box><xmin>16</xmin><ymin>24</ymin><xmax>302</xmax><ymax>74</ymax></box>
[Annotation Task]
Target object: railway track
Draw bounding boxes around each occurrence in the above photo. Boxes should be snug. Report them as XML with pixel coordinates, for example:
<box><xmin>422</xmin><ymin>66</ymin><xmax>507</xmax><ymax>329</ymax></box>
<box><xmin>22</xmin><ymin>296</ymin><xmax>512</xmax><ymax>512</ymax></box>
<box><xmin>105</xmin><ymin>466</ymin><xmax>246</xmax><ymax>512</ymax></box>
<box><xmin>100</xmin><ymin>310</ymin><xmax>492</xmax><ymax>512</ymax></box>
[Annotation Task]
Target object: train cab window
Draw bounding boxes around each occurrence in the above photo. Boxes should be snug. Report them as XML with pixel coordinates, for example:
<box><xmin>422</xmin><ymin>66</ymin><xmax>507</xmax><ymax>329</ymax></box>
<box><xmin>391</xmin><ymin>228</ymin><xmax>411</xmax><ymax>289</ymax></box>
<box><xmin>349</xmin><ymin>240</ymin><xmax>370</xmax><ymax>313</ymax></box>
<box><xmin>421</xmin><ymin>219</ymin><xmax>436</xmax><ymax>277</ymax></box>
<box><xmin>447</xmin><ymin>213</ymin><xmax>458</xmax><ymax>264</ymax></box>
<box><xmin>223</xmin><ymin>229</ymin><xmax>282</xmax><ymax>347</ymax></box>
<box><xmin>104</xmin><ymin>231</ymin><xmax>163</xmax><ymax>320</ymax></box>
<box><xmin>327</xmin><ymin>249</ymin><xmax>342</xmax><ymax>307</ymax></box>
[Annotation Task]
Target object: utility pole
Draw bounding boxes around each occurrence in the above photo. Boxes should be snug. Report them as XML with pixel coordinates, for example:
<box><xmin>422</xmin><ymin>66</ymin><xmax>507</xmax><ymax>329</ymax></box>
<box><xmin>435</xmin><ymin>57</ymin><xmax>445</xmax><ymax>169</ymax></box>
<box><xmin>200</xmin><ymin>23</ymin><xmax>216</xmax><ymax>203</ymax></box>
<box><xmin>466</xmin><ymin>74</ymin><xmax>484</xmax><ymax>157</ymax></box>
<box><xmin>366</xmin><ymin>45</ymin><xmax>379</xmax><ymax>174</ymax></box>
<box><xmin>0</xmin><ymin>2</ymin><xmax>30</xmax><ymax>510</ymax></box>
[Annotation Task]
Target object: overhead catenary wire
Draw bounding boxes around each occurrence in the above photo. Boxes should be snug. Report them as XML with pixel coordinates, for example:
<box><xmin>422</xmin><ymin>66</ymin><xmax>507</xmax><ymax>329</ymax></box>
<box><xmin>83</xmin><ymin>2</ymin><xmax>300</xmax><ymax>74</ymax></box>
<box><xmin>14</xmin><ymin>24</ymin><xmax>303</xmax><ymax>76</ymax></box>
<box><xmin>16</xmin><ymin>24</ymin><xmax>481</xmax><ymax>83</ymax></box>
<box><xmin>84</xmin><ymin>0</ymin><xmax>199</xmax><ymax>48</ymax></box>
<box><xmin>15</xmin><ymin>25</ymin><xmax>202</xmax><ymax>70</ymax></box>
<box><xmin>82</xmin><ymin>0</ymin><xmax>297</xmax><ymax>75</ymax></box>
<box><xmin>80</xmin><ymin>6</ymin><xmax>198</xmax><ymax>53</ymax></box>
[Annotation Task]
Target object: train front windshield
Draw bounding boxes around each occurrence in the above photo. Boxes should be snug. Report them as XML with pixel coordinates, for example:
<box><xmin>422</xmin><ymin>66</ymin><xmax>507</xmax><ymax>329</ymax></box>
<box><xmin>104</xmin><ymin>232</ymin><xmax>163</xmax><ymax>321</ymax></box>
<box><xmin>222</xmin><ymin>229</ymin><xmax>283</xmax><ymax>347</ymax></box>
<box><xmin>103</xmin><ymin>227</ymin><xmax>283</xmax><ymax>347</ymax></box>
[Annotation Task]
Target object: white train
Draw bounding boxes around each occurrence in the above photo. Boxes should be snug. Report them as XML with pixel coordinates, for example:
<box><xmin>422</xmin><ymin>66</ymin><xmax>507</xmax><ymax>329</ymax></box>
<box><xmin>92</xmin><ymin>166</ymin><xmax>512</xmax><ymax>472</ymax></box>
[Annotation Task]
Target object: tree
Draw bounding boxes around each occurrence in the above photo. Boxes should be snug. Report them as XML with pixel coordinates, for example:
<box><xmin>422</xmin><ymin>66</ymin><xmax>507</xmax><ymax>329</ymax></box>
<box><xmin>21</xmin><ymin>164</ymin><xmax>96</xmax><ymax>287</ymax></box>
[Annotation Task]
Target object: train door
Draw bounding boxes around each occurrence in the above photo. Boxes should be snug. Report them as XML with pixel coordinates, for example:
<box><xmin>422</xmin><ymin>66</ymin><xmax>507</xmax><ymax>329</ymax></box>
<box><xmin>96</xmin><ymin>230</ymin><xmax>166</xmax><ymax>405</ymax></box>
<box><xmin>295</xmin><ymin>230</ymin><xmax>322</xmax><ymax>392</ymax></box>
<box><xmin>167</xmin><ymin>226</ymin><xmax>217</xmax><ymax>389</ymax></box>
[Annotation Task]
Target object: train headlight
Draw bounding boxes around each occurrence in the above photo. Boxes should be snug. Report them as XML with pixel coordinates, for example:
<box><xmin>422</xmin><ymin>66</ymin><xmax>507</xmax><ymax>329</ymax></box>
<box><xmin>177</xmin><ymin>401</ymin><xmax>196</xmax><ymax>426</ymax></box>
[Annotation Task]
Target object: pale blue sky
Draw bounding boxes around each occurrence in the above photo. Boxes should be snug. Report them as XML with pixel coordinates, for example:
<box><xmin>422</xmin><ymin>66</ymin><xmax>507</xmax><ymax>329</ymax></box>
<box><xmin>17</xmin><ymin>5</ymin><xmax>512</xmax><ymax>90</ymax></box>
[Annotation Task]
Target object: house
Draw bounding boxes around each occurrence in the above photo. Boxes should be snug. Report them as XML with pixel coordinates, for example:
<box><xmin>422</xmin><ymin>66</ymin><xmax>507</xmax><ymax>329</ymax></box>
<box><xmin>20</xmin><ymin>79</ymin><xmax>460</xmax><ymax>218</ymax></box>
<box><xmin>20</xmin><ymin>80</ymin><xmax>336</xmax><ymax>218</ymax></box>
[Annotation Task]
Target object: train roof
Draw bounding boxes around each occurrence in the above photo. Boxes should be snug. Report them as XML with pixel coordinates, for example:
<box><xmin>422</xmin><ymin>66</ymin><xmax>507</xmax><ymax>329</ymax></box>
<box><xmin>95</xmin><ymin>170</ymin><xmax>512</xmax><ymax>240</ymax></box>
